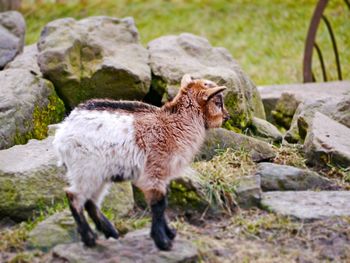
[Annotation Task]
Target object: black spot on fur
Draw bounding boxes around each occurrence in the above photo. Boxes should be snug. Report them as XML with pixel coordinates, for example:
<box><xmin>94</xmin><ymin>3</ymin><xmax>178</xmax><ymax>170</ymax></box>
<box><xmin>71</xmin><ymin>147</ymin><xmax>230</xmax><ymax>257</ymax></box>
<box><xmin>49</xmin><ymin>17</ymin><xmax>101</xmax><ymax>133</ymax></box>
<box><xmin>111</xmin><ymin>173</ymin><xmax>124</xmax><ymax>182</ymax></box>
<box><xmin>78</xmin><ymin>99</ymin><xmax>159</xmax><ymax>113</ymax></box>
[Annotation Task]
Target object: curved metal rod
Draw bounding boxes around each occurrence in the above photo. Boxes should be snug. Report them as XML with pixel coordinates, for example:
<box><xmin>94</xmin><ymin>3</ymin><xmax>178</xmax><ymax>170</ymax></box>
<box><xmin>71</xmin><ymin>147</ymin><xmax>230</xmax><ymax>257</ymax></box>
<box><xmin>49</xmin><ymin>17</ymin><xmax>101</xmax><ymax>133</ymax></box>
<box><xmin>322</xmin><ymin>15</ymin><xmax>342</xmax><ymax>80</ymax></box>
<box><xmin>314</xmin><ymin>42</ymin><xmax>327</xmax><ymax>81</ymax></box>
<box><xmin>344</xmin><ymin>0</ymin><xmax>350</xmax><ymax>10</ymax></box>
<box><xmin>303</xmin><ymin>0</ymin><xmax>329</xmax><ymax>83</ymax></box>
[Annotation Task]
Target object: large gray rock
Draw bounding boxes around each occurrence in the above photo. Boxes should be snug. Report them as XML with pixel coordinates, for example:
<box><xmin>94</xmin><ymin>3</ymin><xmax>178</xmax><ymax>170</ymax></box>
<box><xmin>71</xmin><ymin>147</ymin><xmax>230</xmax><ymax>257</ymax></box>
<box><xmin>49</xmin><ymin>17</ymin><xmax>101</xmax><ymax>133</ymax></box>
<box><xmin>256</xmin><ymin>163</ymin><xmax>334</xmax><ymax>191</ymax></box>
<box><xmin>234</xmin><ymin>175</ymin><xmax>262</xmax><ymax>208</ymax></box>
<box><xmin>5</xmin><ymin>44</ymin><xmax>42</xmax><ymax>75</ymax></box>
<box><xmin>198</xmin><ymin>128</ymin><xmax>275</xmax><ymax>162</ymax></box>
<box><xmin>250</xmin><ymin>117</ymin><xmax>282</xmax><ymax>143</ymax></box>
<box><xmin>148</xmin><ymin>33</ymin><xmax>265</xmax><ymax>130</ymax></box>
<box><xmin>285</xmin><ymin>95</ymin><xmax>350</xmax><ymax>143</ymax></box>
<box><xmin>258</xmin><ymin>81</ymin><xmax>350</xmax><ymax>123</ymax></box>
<box><xmin>261</xmin><ymin>191</ymin><xmax>350</xmax><ymax>220</ymax></box>
<box><xmin>0</xmin><ymin>137</ymin><xmax>66</xmax><ymax>221</ymax></box>
<box><xmin>304</xmin><ymin>112</ymin><xmax>350</xmax><ymax>168</ymax></box>
<box><xmin>27</xmin><ymin>210</ymin><xmax>78</xmax><ymax>252</ymax></box>
<box><xmin>49</xmin><ymin>228</ymin><xmax>198</xmax><ymax>263</ymax></box>
<box><xmin>0</xmin><ymin>11</ymin><xmax>25</xmax><ymax>69</ymax></box>
<box><xmin>38</xmin><ymin>16</ymin><xmax>151</xmax><ymax>109</ymax></box>
<box><xmin>0</xmin><ymin>68</ymin><xmax>65</xmax><ymax>149</ymax></box>
<box><xmin>0</xmin><ymin>136</ymin><xmax>134</xmax><ymax>221</ymax></box>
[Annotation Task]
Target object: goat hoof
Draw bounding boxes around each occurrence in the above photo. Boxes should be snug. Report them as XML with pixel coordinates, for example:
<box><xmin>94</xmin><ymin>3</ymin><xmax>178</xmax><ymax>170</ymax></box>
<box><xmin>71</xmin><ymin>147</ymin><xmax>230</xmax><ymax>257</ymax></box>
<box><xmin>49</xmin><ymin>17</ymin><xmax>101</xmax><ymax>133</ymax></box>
<box><xmin>151</xmin><ymin>231</ymin><xmax>173</xmax><ymax>251</ymax></box>
<box><xmin>82</xmin><ymin>231</ymin><xmax>97</xmax><ymax>247</ymax></box>
<box><xmin>105</xmin><ymin>228</ymin><xmax>119</xmax><ymax>240</ymax></box>
<box><xmin>165</xmin><ymin>227</ymin><xmax>176</xmax><ymax>240</ymax></box>
<box><xmin>154</xmin><ymin>237</ymin><xmax>173</xmax><ymax>251</ymax></box>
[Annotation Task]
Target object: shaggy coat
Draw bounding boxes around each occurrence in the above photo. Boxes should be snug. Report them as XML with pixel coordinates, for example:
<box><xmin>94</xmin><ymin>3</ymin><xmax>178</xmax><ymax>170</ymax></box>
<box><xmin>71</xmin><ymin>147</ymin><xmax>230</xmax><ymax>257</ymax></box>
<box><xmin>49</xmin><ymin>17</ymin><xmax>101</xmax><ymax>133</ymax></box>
<box><xmin>53</xmin><ymin>74</ymin><xmax>230</xmax><ymax>250</ymax></box>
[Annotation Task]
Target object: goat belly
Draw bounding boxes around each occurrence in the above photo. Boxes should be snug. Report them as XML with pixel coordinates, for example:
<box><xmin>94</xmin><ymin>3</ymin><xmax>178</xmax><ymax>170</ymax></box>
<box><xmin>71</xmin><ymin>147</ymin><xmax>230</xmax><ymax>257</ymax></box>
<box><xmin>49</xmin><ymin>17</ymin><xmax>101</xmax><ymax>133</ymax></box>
<box><xmin>53</xmin><ymin>109</ymin><xmax>145</xmax><ymax>183</ymax></box>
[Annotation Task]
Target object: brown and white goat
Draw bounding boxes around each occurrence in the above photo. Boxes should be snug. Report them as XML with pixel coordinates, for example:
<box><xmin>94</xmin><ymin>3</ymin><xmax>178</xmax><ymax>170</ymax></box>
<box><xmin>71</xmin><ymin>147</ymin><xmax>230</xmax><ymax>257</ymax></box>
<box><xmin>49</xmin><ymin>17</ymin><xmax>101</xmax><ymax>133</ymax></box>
<box><xmin>53</xmin><ymin>74</ymin><xmax>230</xmax><ymax>250</ymax></box>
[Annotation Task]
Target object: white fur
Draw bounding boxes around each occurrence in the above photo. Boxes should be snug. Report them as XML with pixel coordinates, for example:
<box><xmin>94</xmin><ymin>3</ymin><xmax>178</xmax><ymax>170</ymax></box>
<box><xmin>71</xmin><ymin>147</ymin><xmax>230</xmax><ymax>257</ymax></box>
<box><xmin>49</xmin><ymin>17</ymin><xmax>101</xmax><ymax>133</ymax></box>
<box><xmin>53</xmin><ymin>109</ymin><xmax>145</xmax><ymax>207</ymax></box>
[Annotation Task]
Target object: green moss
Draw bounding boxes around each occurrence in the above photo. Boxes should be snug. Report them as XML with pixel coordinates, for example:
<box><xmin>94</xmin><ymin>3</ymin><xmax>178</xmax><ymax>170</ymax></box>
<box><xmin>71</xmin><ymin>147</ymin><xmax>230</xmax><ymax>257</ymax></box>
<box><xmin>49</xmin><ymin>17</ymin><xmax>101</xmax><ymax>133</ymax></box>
<box><xmin>143</xmin><ymin>74</ymin><xmax>168</xmax><ymax>106</ymax></box>
<box><xmin>224</xmin><ymin>91</ymin><xmax>252</xmax><ymax>131</ymax></box>
<box><xmin>12</xmin><ymin>85</ymin><xmax>65</xmax><ymax>146</ymax></box>
<box><xmin>168</xmin><ymin>180</ymin><xmax>207</xmax><ymax>211</ymax></box>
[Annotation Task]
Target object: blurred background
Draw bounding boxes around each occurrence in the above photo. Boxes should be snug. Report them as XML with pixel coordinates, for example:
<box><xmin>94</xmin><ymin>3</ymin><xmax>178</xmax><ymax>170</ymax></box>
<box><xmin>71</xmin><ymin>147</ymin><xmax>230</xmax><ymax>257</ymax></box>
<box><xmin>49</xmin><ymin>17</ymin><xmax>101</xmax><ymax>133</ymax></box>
<box><xmin>1</xmin><ymin>0</ymin><xmax>349</xmax><ymax>85</ymax></box>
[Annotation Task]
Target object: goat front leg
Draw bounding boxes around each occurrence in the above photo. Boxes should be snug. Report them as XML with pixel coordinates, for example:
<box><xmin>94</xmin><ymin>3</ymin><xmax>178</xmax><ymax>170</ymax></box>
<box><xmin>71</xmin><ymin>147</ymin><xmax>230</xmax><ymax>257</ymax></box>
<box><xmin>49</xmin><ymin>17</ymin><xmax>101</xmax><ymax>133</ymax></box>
<box><xmin>66</xmin><ymin>191</ymin><xmax>97</xmax><ymax>247</ymax></box>
<box><xmin>146</xmin><ymin>190</ymin><xmax>176</xmax><ymax>251</ymax></box>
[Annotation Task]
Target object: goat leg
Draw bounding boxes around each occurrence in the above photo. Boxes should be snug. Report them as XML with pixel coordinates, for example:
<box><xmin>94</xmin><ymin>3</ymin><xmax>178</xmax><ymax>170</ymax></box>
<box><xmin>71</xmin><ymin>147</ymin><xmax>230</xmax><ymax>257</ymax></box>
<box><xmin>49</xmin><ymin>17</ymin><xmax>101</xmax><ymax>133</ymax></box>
<box><xmin>84</xmin><ymin>199</ymin><xmax>119</xmax><ymax>239</ymax></box>
<box><xmin>66</xmin><ymin>192</ymin><xmax>97</xmax><ymax>247</ymax></box>
<box><xmin>150</xmin><ymin>196</ymin><xmax>173</xmax><ymax>250</ymax></box>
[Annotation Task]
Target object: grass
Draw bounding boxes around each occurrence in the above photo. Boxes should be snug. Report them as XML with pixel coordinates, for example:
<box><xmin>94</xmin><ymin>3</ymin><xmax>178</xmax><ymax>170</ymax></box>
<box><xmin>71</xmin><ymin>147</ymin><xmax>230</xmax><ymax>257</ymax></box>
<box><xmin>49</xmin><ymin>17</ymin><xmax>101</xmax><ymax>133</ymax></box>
<box><xmin>20</xmin><ymin>0</ymin><xmax>349</xmax><ymax>85</ymax></box>
<box><xmin>193</xmin><ymin>148</ymin><xmax>256</xmax><ymax>213</ymax></box>
<box><xmin>174</xmin><ymin>209</ymin><xmax>350</xmax><ymax>262</ymax></box>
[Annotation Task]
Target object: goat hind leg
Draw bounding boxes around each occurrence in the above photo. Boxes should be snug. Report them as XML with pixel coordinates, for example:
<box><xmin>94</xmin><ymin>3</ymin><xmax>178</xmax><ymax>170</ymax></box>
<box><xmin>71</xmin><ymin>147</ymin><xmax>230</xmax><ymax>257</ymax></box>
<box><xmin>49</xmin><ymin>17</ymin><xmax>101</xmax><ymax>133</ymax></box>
<box><xmin>66</xmin><ymin>191</ymin><xmax>97</xmax><ymax>247</ymax></box>
<box><xmin>84</xmin><ymin>199</ymin><xmax>119</xmax><ymax>240</ymax></box>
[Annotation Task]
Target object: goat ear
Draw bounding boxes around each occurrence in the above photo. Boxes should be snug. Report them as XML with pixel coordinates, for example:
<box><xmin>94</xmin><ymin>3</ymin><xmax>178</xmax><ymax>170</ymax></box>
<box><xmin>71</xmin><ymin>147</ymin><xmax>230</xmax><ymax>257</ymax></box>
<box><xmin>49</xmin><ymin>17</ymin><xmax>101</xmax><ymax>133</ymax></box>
<box><xmin>180</xmin><ymin>74</ymin><xmax>194</xmax><ymax>89</ymax></box>
<box><xmin>203</xmin><ymin>86</ymin><xmax>227</xmax><ymax>101</ymax></box>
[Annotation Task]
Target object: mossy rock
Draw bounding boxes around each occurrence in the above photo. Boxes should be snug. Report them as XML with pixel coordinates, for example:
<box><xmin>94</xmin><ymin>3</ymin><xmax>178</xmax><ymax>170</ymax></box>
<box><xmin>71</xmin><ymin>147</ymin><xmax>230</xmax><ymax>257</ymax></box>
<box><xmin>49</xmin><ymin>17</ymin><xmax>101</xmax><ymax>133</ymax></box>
<box><xmin>0</xmin><ymin>68</ymin><xmax>65</xmax><ymax>150</ymax></box>
<box><xmin>38</xmin><ymin>16</ymin><xmax>151</xmax><ymax>110</ymax></box>
<box><xmin>0</xmin><ymin>137</ymin><xmax>66</xmax><ymax>221</ymax></box>
<box><xmin>133</xmin><ymin>176</ymin><xmax>208</xmax><ymax>213</ymax></box>
<box><xmin>148</xmin><ymin>33</ymin><xmax>265</xmax><ymax>131</ymax></box>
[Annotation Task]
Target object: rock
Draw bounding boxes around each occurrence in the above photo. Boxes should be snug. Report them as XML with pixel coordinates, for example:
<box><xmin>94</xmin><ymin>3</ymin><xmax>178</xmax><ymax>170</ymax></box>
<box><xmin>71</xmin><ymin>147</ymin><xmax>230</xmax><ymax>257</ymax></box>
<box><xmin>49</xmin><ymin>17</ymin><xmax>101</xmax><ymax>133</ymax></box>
<box><xmin>250</xmin><ymin>117</ymin><xmax>282</xmax><ymax>143</ymax></box>
<box><xmin>27</xmin><ymin>210</ymin><xmax>78</xmax><ymax>252</ymax></box>
<box><xmin>198</xmin><ymin>128</ymin><xmax>275</xmax><ymax>162</ymax></box>
<box><xmin>148</xmin><ymin>33</ymin><xmax>265</xmax><ymax>130</ymax></box>
<box><xmin>258</xmin><ymin>80</ymin><xmax>350</xmax><ymax>123</ymax></box>
<box><xmin>0</xmin><ymin>137</ymin><xmax>66</xmax><ymax>221</ymax></box>
<box><xmin>234</xmin><ymin>175</ymin><xmax>261</xmax><ymax>208</ymax></box>
<box><xmin>168</xmin><ymin>175</ymin><xmax>208</xmax><ymax>212</ymax></box>
<box><xmin>271</xmin><ymin>93</ymin><xmax>300</xmax><ymax>129</ymax></box>
<box><xmin>38</xmin><ymin>16</ymin><xmax>151</xmax><ymax>109</ymax></box>
<box><xmin>133</xmin><ymin>173</ymin><xmax>209</xmax><ymax>213</ymax></box>
<box><xmin>304</xmin><ymin>112</ymin><xmax>350</xmax><ymax>168</ymax></box>
<box><xmin>5</xmin><ymin>44</ymin><xmax>42</xmax><ymax>75</ymax></box>
<box><xmin>49</xmin><ymin>228</ymin><xmax>198</xmax><ymax>263</ymax></box>
<box><xmin>0</xmin><ymin>68</ymin><xmax>65</xmax><ymax>149</ymax></box>
<box><xmin>0</xmin><ymin>11</ymin><xmax>25</xmax><ymax>69</ymax></box>
<box><xmin>0</xmin><ymin>136</ymin><xmax>134</xmax><ymax>221</ymax></box>
<box><xmin>102</xmin><ymin>182</ymin><xmax>134</xmax><ymax>216</ymax></box>
<box><xmin>285</xmin><ymin>95</ymin><xmax>350</xmax><ymax>143</ymax></box>
<box><xmin>261</xmin><ymin>191</ymin><xmax>350</xmax><ymax>220</ymax></box>
<box><xmin>256</xmin><ymin>163</ymin><xmax>334</xmax><ymax>191</ymax></box>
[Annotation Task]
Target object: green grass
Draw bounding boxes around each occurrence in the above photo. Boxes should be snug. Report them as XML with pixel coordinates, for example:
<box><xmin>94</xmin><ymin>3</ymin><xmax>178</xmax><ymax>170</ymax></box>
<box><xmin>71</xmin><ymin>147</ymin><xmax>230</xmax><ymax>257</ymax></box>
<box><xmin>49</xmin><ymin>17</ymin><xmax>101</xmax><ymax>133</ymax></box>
<box><xmin>21</xmin><ymin>0</ymin><xmax>349</xmax><ymax>85</ymax></box>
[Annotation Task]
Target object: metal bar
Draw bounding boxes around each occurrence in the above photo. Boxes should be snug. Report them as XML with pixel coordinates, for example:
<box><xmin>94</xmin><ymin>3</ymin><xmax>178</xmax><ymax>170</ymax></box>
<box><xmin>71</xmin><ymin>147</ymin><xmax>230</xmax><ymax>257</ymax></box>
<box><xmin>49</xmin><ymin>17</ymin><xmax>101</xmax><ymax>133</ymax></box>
<box><xmin>344</xmin><ymin>0</ymin><xmax>350</xmax><ymax>10</ymax></box>
<box><xmin>303</xmin><ymin>0</ymin><xmax>329</xmax><ymax>83</ymax></box>
<box><xmin>314</xmin><ymin>42</ymin><xmax>327</xmax><ymax>81</ymax></box>
<box><xmin>322</xmin><ymin>15</ymin><xmax>342</xmax><ymax>80</ymax></box>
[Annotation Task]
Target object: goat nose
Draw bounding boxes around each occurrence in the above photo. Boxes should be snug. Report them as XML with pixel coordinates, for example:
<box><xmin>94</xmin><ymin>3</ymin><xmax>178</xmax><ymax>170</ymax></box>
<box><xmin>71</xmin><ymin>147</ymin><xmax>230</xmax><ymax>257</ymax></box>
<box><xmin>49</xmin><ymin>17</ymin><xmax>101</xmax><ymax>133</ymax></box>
<box><xmin>224</xmin><ymin>114</ymin><xmax>230</xmax><ymax>122</ymax></box>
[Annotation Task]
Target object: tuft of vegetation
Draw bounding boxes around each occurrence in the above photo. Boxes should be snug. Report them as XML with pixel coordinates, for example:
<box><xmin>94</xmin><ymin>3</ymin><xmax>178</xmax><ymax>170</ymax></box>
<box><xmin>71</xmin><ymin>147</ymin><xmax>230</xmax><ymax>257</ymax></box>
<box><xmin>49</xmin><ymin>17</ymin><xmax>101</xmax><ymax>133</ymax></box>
<box><xmin>193</xmin><ymin>148</ymin><xmax>256</xmax><ymax>213</ymax></box>
<box><xmin>272</xmin><ymin>143</ymin><xmax>307</xmax><ymax>168</ymax></box>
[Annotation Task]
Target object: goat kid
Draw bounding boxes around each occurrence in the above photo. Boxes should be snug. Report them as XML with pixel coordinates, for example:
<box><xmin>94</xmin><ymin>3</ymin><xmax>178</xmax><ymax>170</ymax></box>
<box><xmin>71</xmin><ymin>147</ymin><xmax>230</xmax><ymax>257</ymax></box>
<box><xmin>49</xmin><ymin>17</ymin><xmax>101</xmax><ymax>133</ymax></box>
<box><xmin>53</xmin><ymin>74</ymin><xmax>230</xmax><ymax>251</ymax></box>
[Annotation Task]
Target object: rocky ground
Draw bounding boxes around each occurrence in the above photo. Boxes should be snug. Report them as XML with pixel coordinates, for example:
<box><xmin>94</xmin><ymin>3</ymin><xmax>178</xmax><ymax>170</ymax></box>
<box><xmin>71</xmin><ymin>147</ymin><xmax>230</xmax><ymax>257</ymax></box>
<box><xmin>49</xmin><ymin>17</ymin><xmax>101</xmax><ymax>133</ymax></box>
<box><xmin>0</xmin><ymin>9</ymin><xmax>350</xmax><ymax>263</ymax></box>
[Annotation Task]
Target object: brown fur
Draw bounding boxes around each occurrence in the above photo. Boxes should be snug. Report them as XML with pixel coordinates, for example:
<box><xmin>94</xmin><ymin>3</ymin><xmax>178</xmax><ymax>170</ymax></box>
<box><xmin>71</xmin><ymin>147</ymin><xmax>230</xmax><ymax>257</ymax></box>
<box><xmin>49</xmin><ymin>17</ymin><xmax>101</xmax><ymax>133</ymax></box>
<box><xmin>133</xmin><ymin>76</ymin><xmax>229</xmax><ymax>204</ymax></box>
